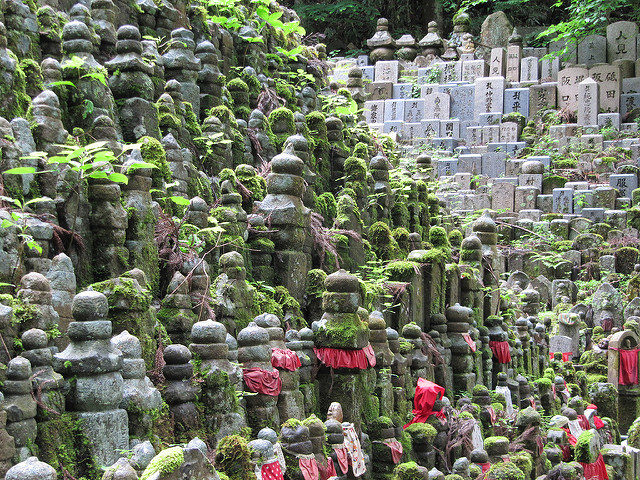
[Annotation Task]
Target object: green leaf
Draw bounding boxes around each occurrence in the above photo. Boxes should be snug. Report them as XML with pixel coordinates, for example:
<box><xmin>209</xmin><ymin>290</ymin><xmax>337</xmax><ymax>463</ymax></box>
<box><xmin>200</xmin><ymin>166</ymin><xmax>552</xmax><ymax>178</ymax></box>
<box><xmin>107</xmin><ymin>172</ymin><xmax>129</xmax><ymax>184</ymax></box>
<box><xmin>3</xmin><ymin>167</ymin><xmax>36</xmax><ymax>175</ymax></box>
<box><xmin>127</xmin><ymin>161</ymin><xmax>158</xmax><ymax>171</ymax></box>
<box><xmin>169</xmin><ymin>195</ymin><xmax>191</xmax><ymax>206</ymax></box>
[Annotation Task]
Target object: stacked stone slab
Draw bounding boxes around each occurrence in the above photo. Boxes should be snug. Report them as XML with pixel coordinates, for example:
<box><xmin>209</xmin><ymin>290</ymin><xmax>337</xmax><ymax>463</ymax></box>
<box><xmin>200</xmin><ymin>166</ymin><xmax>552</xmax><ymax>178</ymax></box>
<box><xmin>53</xmin><ymin>291</ymin><xmax>128</xmax><ymax>467</ymax></box>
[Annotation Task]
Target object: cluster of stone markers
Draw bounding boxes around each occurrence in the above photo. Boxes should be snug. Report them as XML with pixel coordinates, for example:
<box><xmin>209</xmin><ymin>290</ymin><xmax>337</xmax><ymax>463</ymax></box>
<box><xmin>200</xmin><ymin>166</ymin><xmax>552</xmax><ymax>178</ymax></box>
<box><xmin>329</xmin><ymin>20</ymin><xmax>640</xmax><ymax>223</ymax></box>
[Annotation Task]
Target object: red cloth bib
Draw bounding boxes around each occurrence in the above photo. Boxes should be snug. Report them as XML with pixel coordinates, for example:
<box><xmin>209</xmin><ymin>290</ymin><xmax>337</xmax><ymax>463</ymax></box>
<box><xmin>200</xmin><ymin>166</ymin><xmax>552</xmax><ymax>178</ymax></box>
<box><xmin>318</xmin><ymin>458</ymin><xmax>336</xmax><ymax>480</ymax></box>
<box><xmin>611</xmin><ymin>348</ymin><xmax>639</xmax><ymax>385</ymax></box>
<box><xmin>333</xmin><ymin>446</ymin><xmax>349</xmax><ymax>474</ymax></box>
<box><xmin>299</xmin><ymin>457</ymin><xmax>319</xmax><ymax>480</ymax></box>
<box><xmin>462</xmin><ymin>333</ymin><xmax>477</xmax><ymax>352</ymax></box>
<box><xmin>242</xmin><ymin>368</ymin><xmax>282</xmax><ymax>396</ymax></box>
<box><xmin>561</xmin><ymin>428</ymin><xmax>577</xmax><ymax>446</ymax></box>
<box><xmin>383</xmin><ymin>439</ymin><xmax>403</xmax><ymax>464</ymax></box>
<box><xmin>580</xmin><ymin>453</ymin><xmax>609</xmax><ymax>480</ymax></box>
<box><xmin>404</xmin><ymin>378</ymin><xmax>446</xmax><ymax>428</ymax></box>
<box><xmin>261</xmin><ymin>460</ymin><xmax>284</xmax><ymax>480</ymax></box>
<box><xmin>480</xmin><ymin>463</ymin><xmax>490</xmax><ymax>473</ymax></box>
<box><xmin>549</xmin><ymin>352</ymin><xmax>572</xmax><ymax>362</ymax></box>
<box><xmin>271</xmin><ymin>348</ymin><xmax>302</xmax><ymax>371</ymax></box>
<box><xmin>314</xmin><ymin>345</ymin><xmax>376</xmax><ymax>369</ymax></box>
<box><xmin>489</xmin><ymin>341</ymin><xmax>511</xmax><ymax>363</ymax></box>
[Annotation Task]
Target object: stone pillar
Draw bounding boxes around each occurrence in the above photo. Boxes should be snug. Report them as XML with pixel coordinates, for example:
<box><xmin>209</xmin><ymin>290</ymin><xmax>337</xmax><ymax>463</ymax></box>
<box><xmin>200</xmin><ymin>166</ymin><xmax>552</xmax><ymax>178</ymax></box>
<box><xmin>54</xmin><ymin>291</ymin><xmax>128</xmax><ymax>467</ymax></box>
<box><xmin>190</xmin><ymin>319</ymin><xmax>244</xmax><ymax>441</ymax></box>
<box><xmin>369</xmin><ymin>311</ymin><xmax>395</xmax><ymax>416</ymax></box>
<box><xmin>447</xmin><ymin>304</ymin><xmax>476</xmax><ymax>393</ymax></box>
<box><xmin>22</xmin><ymin>329</ymin><xmax>65</xmax><ymax>420</ymax></box>
<box><xmin>16</xmin><ymin>273</ymin><xmax>60</xmax><ymax>335</ymax></box>
<box><xmin>257</xmin><ymin>145</ymin><xmax>310</xmax><ymax>303</ymax></box>
<box><xmin>106</xmin><ymin>25</ymin><xmax>160</xmax><ymax>142</ymax></box>
<box><xmin>3</xmin><ymin>356</ymin><xmax>37</xmax><ymax>460</ymax></box>
<box><xmin>46</xmin><ymin>253</ymin><xmax>76</xmax><ymax>344</ymax></box>
<box><xmin>111</xmin><ymin>331</ymin><xmax>162</xmax><ymax>438</ymax></box>
<box><xmin>163</xmin><ymin>344</ymin><xmax>200</xmax><ymax>436</ymax></box>
<box><xmin>608</xmin><ymin>330</ymin><xmax>640</xmax><ymax>432</ymax></box>
<box><xmin>314</xmin><ymin>270</ymin><xmax>371</xmax><ymax>432</ymax></box>
<box><xmin>162</xmin><ymin>28</ymin><xmax>201</xmax><ymax>115</ymax></box>
<box><xmin>238</xmin><ymin>322</ymin><xmax>280</xmax><ymax>434</ymax></box>
<box><xmin>195</xmin><ymin>41</ymin><xmax>223</xmax><ymax>119</ymax></box>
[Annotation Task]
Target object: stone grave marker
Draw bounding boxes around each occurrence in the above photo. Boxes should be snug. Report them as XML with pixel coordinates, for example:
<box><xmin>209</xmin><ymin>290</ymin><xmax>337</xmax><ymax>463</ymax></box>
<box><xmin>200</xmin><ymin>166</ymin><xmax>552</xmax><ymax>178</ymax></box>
<box><xmin>384</xmin><ymin>99</ymin><xmax>405</xmax><ymax>121</ymax></box>
<box><xmin>449</xmin><ymin>84</ymin><xmax>476</xmax><ymax>122</ymax></box>
<box><xmin>441</xmin><ymin>61</ymin><xmax>463</xmax><ymax>83</ymax></box>
<box><xmin>462</xmin><ymin>59</ymin><xmax>488</xmax><ymax>83</ymax></box>
<box><xmin>404</xmin><ymin>99</ymin><xmax>425</xmax><ymax>123</ymax></box>
<box><xmin>621</xmin><ymin>92</ymin><xmax>640</xmax><ymax>117</ymax></box>
<box><xmin>474</xmin><ymin>77</ymin><xmax>505</xmax><ymax>120</ymax></box>
<box><xmin>492</xmin><ymin>181</ymin><xmax>515</xmax><ymax>211</ymax></box>
<box><xmin>423</xmin><ymin>93</ymin><xmax>450</xmax><ymax>120</ymax></box>
<box><xmin>499</xmin><ymin>122</ymin><xmax>519</xmax><ymax>142</ymax></box>
<box><xmin>541</xmin><ymin>56</ymin><xmax>560</xmax><ymax>81</ymax></box>
<box><xmin>466</xmin><ymin>126</ymin><xmax>482</xmax><ymax>146</ymax></box>
<box><xmin>506</xmin><ymin>44</ymin><xmax>522</xmax><ymax>82</ymax></box>
<box><xmin>437</xmin><ymin>158</ymin><xmax>458</xmax><ymax>176</ymax></box>
<box><xmin>361</xmin><ymin>66</ymin><xmax>375</xmax><ymax>82</ymax></box>
<box><xmin>553</xmin><ymin>188</ymin><xmax>573</xmax><ymax>213</ymax></box>
<box><xmin>490</xmin><ymin>48</ymin><xmax>506</xmax><ymax>77</ymax></box>
<box><xmin>607</xmin><ymin>21</ymin><xmax>638</xmax><ymax>62</ymax></box>
<box><xmin>393</xmin><ymin>83</ymin><xmax>413</xmax><ymax>99</ymax></box>
<box><xmin>482</xmin><ymin>125</ymin><xmax>500</xmax><ymax>145</ymax></box>
<box><xmin>578</xmin><ymin>35</ymin><xmax>607</xmax><ymax>67</ymax></box>
<box><xmin>520</xmin><ymin>56</ymin><xmax>539</xmax><ymax>82</ymax></box>
<box><xmin>440</xmin><ymin>119</ymin><xmax>460</xmax><ymax>138</ymax></box>
<box><xmin>610</xmin><ymin>173</ymin><xmax>638</xmax><ymax>198</ymax></box>
<box><xmin>364</xmin><ymin>100</ymin><xmax>385</xmax><ymax>124</ymax></box>
<box><xmin>558</xmin><ymin>66</ymin><xmax>589</xmax><ymax>111</ymax></box>
<box><xmin>421</xmin><ymin>119</ymin><xmax>440</xmax><ymax>138</ymax></box>
<box><xmin>504</xmin><ymin>88</ymin><xmax>530</xmax><ymax>116</ymax></box>
<box><xmin>375</xmin><ymin>60</ymin><xmax>399</xmax><ymax>82</ymax></box>
<box><xmin>366</xmin><ymin>82</ymin><xmax>393</xmax><ymax>100</ymax></box>
<box><xmin>589</xmin><ymin>63</ymin><xmax>621</xmax><ymax>112</ymax></box>
<box><xmin>577</xmin><ymin>77</ymin><xmax>599</xmax><ymax>126</ymax></box>
<box><xmin>481</xmin><ymin>151</ymin><xmax>507</xmax><ymax>178</ymax></box>
<box><xmin>549</xmin><ymin>335</ymin><xmax>574</xmax><ymax>359</ymax></box>
<box><xmin>459</xmin><ymin>154</ymin><xmax>481</xmax><ymax>173</ymax></box>
<box><xmin>622</xmin><ymin>77</ymin><xmax>640</xmax><ymax>93</ymax></box>
<box><xmin>530</xmin><ymin>83</ymin><xmax>557</xmax><ymax>117</ymax></box>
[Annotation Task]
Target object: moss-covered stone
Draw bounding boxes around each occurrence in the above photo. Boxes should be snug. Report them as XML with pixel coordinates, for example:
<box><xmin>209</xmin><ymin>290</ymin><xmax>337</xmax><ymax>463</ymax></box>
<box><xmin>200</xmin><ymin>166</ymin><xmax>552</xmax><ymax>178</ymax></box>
<box><xmin>141</xmin><ymin>447</ymin><xmax>184</xmax><ymax>480</ymax></box>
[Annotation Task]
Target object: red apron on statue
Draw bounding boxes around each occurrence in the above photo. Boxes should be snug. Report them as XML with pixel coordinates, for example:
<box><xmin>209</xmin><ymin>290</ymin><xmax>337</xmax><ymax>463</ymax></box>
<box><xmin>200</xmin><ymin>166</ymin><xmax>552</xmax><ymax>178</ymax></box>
<box><xmin>403</xmin><ymin>378</ymin><xmax>446</xmax><ymax>428</ymax></box>
<box><xmin>489</xmin><ymin>341</ymin><xmax>512</xmax><ymax>363</ymax></box>
<box><xmin>580</xmin><ymin>453</ymin><xmax>609</xmax><ymax>480</ymax></box>
<box><xmin>271</xmin><ymin>348</ymin><xmax>302</xmax><ymax>371</ymax></box>
<box><xmin>242</xmin><ymin>368</ymin><xmax>282</xmax><ymax>396</ymax></box>
<box><xmin>611</xmin><ymin>348</ymin><xmax>640</xmax><ymax>385</ymax></box>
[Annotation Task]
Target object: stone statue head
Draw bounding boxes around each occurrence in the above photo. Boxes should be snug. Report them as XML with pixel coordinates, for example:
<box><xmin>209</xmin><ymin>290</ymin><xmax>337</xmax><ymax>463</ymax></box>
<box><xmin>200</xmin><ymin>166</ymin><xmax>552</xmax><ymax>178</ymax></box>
<box><xmin>327</xmin><ymin>402</ymin><xmax>343</xmax><ymax>423</ymax></box>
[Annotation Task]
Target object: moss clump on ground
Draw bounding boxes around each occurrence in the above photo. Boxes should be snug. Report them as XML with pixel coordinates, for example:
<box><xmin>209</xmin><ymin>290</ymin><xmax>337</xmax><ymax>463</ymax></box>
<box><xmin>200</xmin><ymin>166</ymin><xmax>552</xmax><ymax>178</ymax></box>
<box><xmin>140</xmin><ymin>447</ymin><xmax>184</xmax><ymax>480</ymax></box>
<box><xmin>404</xmin><ymin>422</ymin><xmax>437</xmax><ymax>443</ymax></box>
<box><xmin>485</xmin><ymin>461</ymin><xmax>525</xmax><ymax>480</ymax></box>
<box><xmin>215</xmin><ymin>435</ymin><xmax>256</xmax><ymax>480</ymax></box>
<box><xmin>393</xmin><ymin>461</ymin><xmax>423</xmax><ymax>480</ymax></box>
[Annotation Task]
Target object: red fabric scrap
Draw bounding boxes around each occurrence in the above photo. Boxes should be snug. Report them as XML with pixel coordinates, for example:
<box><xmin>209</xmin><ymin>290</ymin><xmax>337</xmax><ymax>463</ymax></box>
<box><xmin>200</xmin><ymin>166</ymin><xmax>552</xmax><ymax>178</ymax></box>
<box><xmin>242</xmin><ymin>368</ymin><xmax>282</xmax><ymax>396</ymax></box>
<box><xmin>549</xmin><ymin>352</ymin><xmax>572</xmax><ymax>362</ymax></box>
<box><xmin>487</xmin><ymin>406</ymin><xmax>497</xmax><ymax>425</ymax></box>
<box><xmin>480</xmin><ymin>463</ymin><xmax>490</xmax><ymax>474</ymax></box>
<box><xmin>313</xmin><ymin>345</ymin><xmax>376</xmax><ymax>369</ymax></box>
<box><xmin>594</xmin><ymin>416</ymin><xmax>605</xmax><ymax>429</ymax></box>
<box><xmin>334</xmin><ymin>446</ymin><xmax>349</xmax><ymax>474</ymax></box>
<box><xmin>271</xmin><ymin>348</ymin><xmax>302</xmax><ymax>371</ymax></box>
<box><xmin>403</xmin><ymin>378</ymin><xmax>446</xmax><ymax>428</ymax></box>
<box><xmin>580</xmin><ymin>453</ymin><xmax>609</xmax><ymax>480</ymax></box>
<box><xmin>383</xmin><ymin>439</ymin><xmax>403</xmax><ymax>464</ymax></box>
<box><xmin>561</xmin><ymin>428</ymin><xmax>577</xmax><ymax>446</ymax></box>
<box><xmin>561</xmin><ymin>445</ymin><xmax>572</xmax><ymax>462</ymax></box>
<box><xmin>462</xmin><ymin>333</ymin><xmax>477</xmax><ymax>352</ymax></box>
<box><xmin>261</xmin><ymin>460</ymin><xmax>284</xmax><ymax>480</ymax></box>
<box><xmin>489</xmin><ymin>341</ymin><xmax>511</xmax><ymax>364</ymax></box>
<box><xmin>611</xmin><ymin>348</ymin><xmax>640</xmax><ymax>385</ymax></box>
<box><xmin>578</xmin><ymin>415</ymin><xmax>590</xmax><ymax>430</ymax></box>
<box><xmin>318</xmin><ymin>458</ymin><xmax>336</xmax><ymax>480</ymax></box>
<box><xmin>299</xmin><ymin>457</ymin><xmax>319</xmax><ymax>480</ymax></box>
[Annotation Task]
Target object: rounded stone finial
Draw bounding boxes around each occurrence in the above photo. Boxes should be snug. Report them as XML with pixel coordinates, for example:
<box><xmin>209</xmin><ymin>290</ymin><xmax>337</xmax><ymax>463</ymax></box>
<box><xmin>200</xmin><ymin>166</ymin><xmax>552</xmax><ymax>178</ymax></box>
<box><xmin>461</xmin><ymin>235</ymin><xmax>482</xmax><ymax>250</ymax></box>
<box><xmin>163</xmin><ymin>344</ymin><xmax>192</xmax><ymax>364</ymax></box>
<box><xmin>72</xmin><ymin>291</ymin><xmax>109</xmax><ymax>322</ymax></box>
<box><xmin>191</xmin><ymin>320</ymin><xmax>227</xmax><ymax>344</ymax></box>
<box><xmin>324</xmin><ymin>269</ymin><xmax>359</xmax><ymax>293</ymax></box>
<box><xmin>116</xmin><ymin>24</ymin><xmax>141</xmax><ymax>41</ymax></box>
<box><xmin>6</xmin><ymin>457</ymin><xmax>56</xmax><ymax>480</ymax></box>
<box><xmin>270</xmin><ymin>144</ymin><xmax>304</xmax><ymax>177</ymax></box>
<box><xmin>220</xmin><ymin>251</ymin><xmax>244</xmax><ymax>269</ymax></box>
<box><xmin>472</xmin><ymin>211</ymin><xmax>497</xmax><ymax>233</ymax></box>
<box><xmin>21</xmin><ymin>328</ymin><xmax>48</xmax><ymax>350</ymax></box>
<box><xmin>7</xmin><ymin>356</ymin><xmax>32</xmax><ymax>379</ymax></box>
<box><xmin>521</xmin><ymin>160</ymin><xmax>544</xmax><ymax>174</ymax></box>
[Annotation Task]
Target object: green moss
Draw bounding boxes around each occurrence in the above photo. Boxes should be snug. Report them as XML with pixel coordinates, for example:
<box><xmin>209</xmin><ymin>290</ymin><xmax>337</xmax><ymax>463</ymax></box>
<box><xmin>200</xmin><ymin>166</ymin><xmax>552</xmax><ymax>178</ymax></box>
<box><xmin>404</xmin><ymin>422</ymin><xmax>437</xmax><ymax>443</ymax></box>
<box><xmin>209</xmin><ymin>105</ymin><xmax>236</xmax><ymax>124</ymax></box>
<box><xmin>216</xmin><ymin>435</ymin><xmax>256</xmax><ymax>480</ymax></box>
<box><xmin>344</xmin><ymin>156</ymin><xmax>367</xmax><ymax>182</ymax></box>
<box><xmin>281</xmin><ymin>418</ymin><xmax>303</xmax><ymax>429</ymax></box>
<box><xmin>369</xmin><ymin>221</ymin><xmax>399</xmax><ymax>261</ymax></box>
<box><xmin>393</xmin><ymin>461</ymin><xmax>423</xmax><ymax>480</ymax></box>
<box><xmin>141</xmin><ymin>447</ymin><xmax>184</xmax><ymax>480</ymax></box>
<box><xmin>486</xmin><ymin>461</ymin><xmax>525</xmax><ymax>480</ymax></box>
<box><xmin>139</xmin><ymin>136</ymin><xmax>171</xmax><ymax>183</ymax></box>
<box><xmin>268</xmin><ymin>107</ymin><xmax>295</xmax><ymax>149</ymax></box>
<box><xmin>385</xmin><ymin>261</ymin><xmax>417</xmax><ymax>283</ymax></box>
<box><xmin>227</xmin><ymin>78</ymin><xmax>249</xmax><ymax>92</ymax></box>
<box><xmin>36</xmin><ymin>413</ymin><xmax>102</xmax><ymax>480</ymax></box>
<box><xmin>510</xmin><ymin>452</ymin><xmax>533</xmax><ymax>478</ymax></box>
<box><xmin>316</xmin><ymin>192</ymin><xmax>337</xmax><ymax>226</ymax></box>
<box><xmin>10</xmin><ymin>297</ymin><xmax>39</xmax><ymax>327</ymax></box>
<box><xmin>448</xmin><ymin>229</ymin><xmax>463</xmax><ymax>247</ymax></box>
<box><xmin>235</xmin><ymin>164</ymin><xmax>266</xmax><ymax>201</ymax></box>
<box><xmin>316</xmin><ymin>314</ymin><xmax>369</xmax><ymax>349</ymax></box>
<box><xmin>306</xmin><ymin>269</ymin><xmax>327</xmax><ymax>299</ymax></box>
<box><xmin>575</xmin><ymin>430</ymin><xmax>597</xmax><ymax>463</ymax></box>
<box><xmin>183</xmin><ymin>101</ymin><xmax>202</xmax><ymax>137</ymax></box>
<box><xmin>484</xmin><ymin>435</ymin><xmax>509</xmax><ymax>450</ymax></box>
<box><xmin>445</xmin><ymin>475</ymin><xmax>465</xmax><ymax>480</ymax></box>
